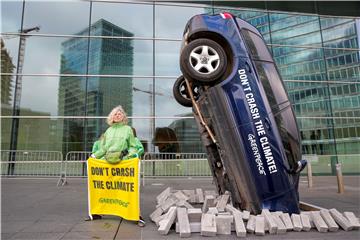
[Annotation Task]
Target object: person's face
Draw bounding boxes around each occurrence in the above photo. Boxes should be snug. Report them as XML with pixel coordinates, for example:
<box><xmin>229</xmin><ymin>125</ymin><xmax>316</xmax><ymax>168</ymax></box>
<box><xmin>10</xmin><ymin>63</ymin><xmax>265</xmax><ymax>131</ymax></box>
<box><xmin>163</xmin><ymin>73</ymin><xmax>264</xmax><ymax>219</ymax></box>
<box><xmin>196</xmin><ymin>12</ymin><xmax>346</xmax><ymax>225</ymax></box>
<box><xmin>113</xmin><ymin>111</ymin><xmax>123</xmax><ymax>123</ymax></box>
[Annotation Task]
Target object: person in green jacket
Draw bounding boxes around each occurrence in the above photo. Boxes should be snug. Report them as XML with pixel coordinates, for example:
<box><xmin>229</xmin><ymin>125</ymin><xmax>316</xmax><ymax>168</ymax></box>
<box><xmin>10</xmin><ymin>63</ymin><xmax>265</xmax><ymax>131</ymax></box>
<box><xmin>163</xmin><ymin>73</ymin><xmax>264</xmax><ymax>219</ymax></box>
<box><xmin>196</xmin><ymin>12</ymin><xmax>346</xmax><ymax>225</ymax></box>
<box><xmin>91</xmin><ymin>105</ymin><xmax>142</xmax><ymax>161</ymax></box>
<box><xmin>91</xmin><ymin>134</ymin><xmax>103</xmax><ymax>154</ymax></box>
<box><xmin>88</xmin><ymin>105</ymin><xmax>145</xmax><ymax>226</ymax></box>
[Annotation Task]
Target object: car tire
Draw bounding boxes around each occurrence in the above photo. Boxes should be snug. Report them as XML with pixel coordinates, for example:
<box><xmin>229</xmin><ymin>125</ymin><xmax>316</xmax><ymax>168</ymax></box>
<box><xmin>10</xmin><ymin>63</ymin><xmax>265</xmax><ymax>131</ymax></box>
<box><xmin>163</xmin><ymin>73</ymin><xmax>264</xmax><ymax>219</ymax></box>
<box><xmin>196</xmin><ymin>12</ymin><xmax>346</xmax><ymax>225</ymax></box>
<box><xmin>173</xmin><ymin>75</ymin><xmax>200</xmax><ymax>107</ymax></box>
<box><xmin>180</xmin><ymin>38</ymin><xmax>227</xmax><ymax>84</ymax></box>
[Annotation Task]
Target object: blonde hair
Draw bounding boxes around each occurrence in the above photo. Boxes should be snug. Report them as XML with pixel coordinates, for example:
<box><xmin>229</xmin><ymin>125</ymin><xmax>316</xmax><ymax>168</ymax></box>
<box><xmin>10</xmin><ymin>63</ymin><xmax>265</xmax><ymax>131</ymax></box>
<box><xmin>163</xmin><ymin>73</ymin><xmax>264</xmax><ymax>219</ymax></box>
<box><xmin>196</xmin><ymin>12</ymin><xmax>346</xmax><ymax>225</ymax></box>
<box><xmin>107</xmin><ymin>105</ymin><xmax>128</xmax><ymax>126</ymax></box>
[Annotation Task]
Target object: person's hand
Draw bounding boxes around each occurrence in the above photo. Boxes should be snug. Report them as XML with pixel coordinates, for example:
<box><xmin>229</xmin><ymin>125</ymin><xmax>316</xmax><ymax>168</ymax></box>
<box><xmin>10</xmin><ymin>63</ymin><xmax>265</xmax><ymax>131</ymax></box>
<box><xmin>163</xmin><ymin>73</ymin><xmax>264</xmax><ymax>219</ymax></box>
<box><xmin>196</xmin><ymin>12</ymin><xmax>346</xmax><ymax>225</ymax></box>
<box><xmin>129</xmin><ymin>153</ymin><xmax>139</xmax><ymax>159</ymax></box>
<box><xmin>90</xmin><ymin>154</ymin><xmax>96</xmax><ymax>158</ymax></box>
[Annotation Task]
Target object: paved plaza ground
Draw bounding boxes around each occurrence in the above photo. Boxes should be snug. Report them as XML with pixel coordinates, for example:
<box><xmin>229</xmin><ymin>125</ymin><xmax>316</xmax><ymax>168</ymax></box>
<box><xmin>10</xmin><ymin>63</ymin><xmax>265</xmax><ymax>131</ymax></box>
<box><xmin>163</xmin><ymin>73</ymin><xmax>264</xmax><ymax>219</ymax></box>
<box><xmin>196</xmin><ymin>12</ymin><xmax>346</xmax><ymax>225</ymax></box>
<box><xmin>1</xmin><ymin>176</ymin><xmax>360</xmax><ymax>239</ymax></box>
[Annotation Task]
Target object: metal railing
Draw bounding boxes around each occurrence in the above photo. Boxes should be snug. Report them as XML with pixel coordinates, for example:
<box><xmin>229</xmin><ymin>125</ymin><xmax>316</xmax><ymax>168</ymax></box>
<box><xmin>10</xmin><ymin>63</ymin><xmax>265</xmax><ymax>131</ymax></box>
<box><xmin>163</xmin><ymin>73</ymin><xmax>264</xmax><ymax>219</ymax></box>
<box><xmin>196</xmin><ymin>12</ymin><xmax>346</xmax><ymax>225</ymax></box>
<box><xmin>2</xmin><ymin>150</ymin><xmax>358</xmax><ymax>187</ymax></box>
<box><xmin>142</xmin><ymin>152</ymin><xmax>211</xmax><ymax>186</ymax></box>
<box><xmin>0</xmin><ymin>150</ymin><xmax>63</xmax><ymax>177</ymax></box>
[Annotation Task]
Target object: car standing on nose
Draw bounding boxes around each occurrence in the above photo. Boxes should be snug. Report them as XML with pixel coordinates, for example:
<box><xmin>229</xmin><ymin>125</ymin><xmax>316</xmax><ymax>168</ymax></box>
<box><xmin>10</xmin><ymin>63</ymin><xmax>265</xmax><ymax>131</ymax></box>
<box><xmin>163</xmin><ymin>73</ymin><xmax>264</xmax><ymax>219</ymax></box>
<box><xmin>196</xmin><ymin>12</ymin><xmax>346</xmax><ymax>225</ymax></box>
<box><xmin>173</xmin><ymin>13</ymin><xmax>306</xmax><ymax>214</ymax></box>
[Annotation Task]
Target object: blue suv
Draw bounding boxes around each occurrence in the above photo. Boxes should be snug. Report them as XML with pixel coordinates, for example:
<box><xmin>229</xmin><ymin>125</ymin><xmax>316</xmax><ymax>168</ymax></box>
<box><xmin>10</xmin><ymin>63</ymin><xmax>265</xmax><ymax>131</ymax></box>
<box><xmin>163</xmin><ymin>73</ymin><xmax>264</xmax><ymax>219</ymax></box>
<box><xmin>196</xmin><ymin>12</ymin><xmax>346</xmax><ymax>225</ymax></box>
<box><xmin>173</xmin><ymin>13</ymin><xmax>306</xmax><ymax>214</ymax></box>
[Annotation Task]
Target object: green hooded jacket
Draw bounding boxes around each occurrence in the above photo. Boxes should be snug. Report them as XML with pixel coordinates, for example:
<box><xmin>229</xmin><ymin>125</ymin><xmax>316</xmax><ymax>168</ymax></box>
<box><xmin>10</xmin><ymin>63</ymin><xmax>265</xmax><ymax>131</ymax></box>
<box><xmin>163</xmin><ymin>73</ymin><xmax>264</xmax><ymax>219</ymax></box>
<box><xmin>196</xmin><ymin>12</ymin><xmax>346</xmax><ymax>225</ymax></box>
<box><xmin>93</xmin><ymin>123</ymin><xmax>144</xmax><ymax>160</ymax></box>
<box><xmin>91</xmin><ymin>140</ymin><xmax>101</xmax><ymax>154</ymax></box>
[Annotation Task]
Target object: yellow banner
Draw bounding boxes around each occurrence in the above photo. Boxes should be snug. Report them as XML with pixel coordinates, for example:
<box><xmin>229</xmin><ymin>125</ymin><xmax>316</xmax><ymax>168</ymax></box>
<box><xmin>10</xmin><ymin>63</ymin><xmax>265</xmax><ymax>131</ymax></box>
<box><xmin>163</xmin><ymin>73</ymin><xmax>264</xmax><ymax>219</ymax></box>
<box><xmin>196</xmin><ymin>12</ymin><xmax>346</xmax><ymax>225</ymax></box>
<box><xmin>87</xmin><ymin>157</ymin><xmax>140</xmax><ymax>221</ymax></box>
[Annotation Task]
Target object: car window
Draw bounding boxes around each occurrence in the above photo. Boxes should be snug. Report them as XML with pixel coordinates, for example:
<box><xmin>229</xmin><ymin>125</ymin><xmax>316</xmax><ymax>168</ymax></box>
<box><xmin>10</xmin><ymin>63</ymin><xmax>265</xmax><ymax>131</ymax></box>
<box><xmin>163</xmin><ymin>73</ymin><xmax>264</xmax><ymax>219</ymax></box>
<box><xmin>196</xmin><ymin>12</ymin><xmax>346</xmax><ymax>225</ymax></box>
<box><xmin>274</xmin><ymin>106</ymin><xmax>302</xmax><ymax>168</ymax></box>
<box><xmin>241</xmin><ymin>29</ymin><xmax>273</xmax><ymax>62</ymax></box>
<box><xmin>254</xmin><ymin>62</ymin><xmax>289</xmax><ymax>112</ymax></box>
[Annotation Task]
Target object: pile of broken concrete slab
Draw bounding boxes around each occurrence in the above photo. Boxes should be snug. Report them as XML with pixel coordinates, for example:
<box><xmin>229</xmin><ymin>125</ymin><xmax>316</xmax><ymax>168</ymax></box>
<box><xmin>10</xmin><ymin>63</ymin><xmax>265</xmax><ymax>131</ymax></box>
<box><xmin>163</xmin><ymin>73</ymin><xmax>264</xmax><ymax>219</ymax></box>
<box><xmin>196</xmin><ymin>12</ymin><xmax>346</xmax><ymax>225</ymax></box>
<box><xmin>149</xmin><ymin>187</ymin><xmax>360</xmax><ymax>238</ymax></box>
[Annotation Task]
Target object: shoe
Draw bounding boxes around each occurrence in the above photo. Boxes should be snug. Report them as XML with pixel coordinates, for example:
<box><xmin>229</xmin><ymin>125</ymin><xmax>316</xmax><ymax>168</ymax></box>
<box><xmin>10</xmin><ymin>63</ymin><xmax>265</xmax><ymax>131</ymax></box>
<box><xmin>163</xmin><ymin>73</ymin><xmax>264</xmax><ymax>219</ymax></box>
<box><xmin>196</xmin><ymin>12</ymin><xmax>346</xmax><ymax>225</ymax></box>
<box><xmin>85</xmin><ymin>214</ymin><xmax>102</xmax><ymax>221</ymax></box>
<box><xmin>137</xmin><ymin>216</ymin><xmax>146</xmax><ymax>227</ymax></box>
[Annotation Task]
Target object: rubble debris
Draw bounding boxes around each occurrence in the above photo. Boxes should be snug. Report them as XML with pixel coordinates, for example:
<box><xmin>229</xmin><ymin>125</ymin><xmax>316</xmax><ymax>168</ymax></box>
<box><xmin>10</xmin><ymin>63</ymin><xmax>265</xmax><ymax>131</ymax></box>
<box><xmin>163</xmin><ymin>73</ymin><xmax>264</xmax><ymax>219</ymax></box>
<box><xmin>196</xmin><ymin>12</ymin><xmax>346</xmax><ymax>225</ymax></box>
<box><xmin>150</xmin><ymin>188</ymin><xmax>359</xmax><ymax>237</ymax></box>
<box><xmin>158</xmin><ymin>206</ymin><xmax>177</xmax><ymax>235</ymax></box>
<box><xmin>246</xmin><ymin>215</ymin><xmax>256</xmax><ymax>233</ymax></box>
<box><xmin>255</xmin><ymin>215</ymin><xmax>265</xmax><ymax>236</ymax></box>
<box><xmin>291</xmin><ymin>213</ymin><xmax>303</xmax><ymax>232</ymax></box>
<box><xmin>344</xmin><ymin>211</ymin><xmax>360</xmax><ymax>229</ymax></box>
<box><xmin>300</xmin><ymin>213</ymin><xmax>311</xmax><ymax>232</ymax></box>
<box><xmin>320</xmin><ymin>209</ymin><xmax>339</xmax><ymax>232</ymax></box>
<box><xmin>311</xmin><ymin>211</ymin><xmax>328</xmax><ymax>232</ymax></box>
<box><xmin>272</xmin><ymin>212</ymin><xmax>287</xmax><ymax>234</ymax></box>
<box><xmin>177</xmin><ymin>207</ymin><xmax>191</xmax><ymax>238</ymax></box>
<box><xmin>233</xmin><ymin>210</ymin><xmax>246</xmax><ymax>237</ymax></box>
<box><xmin>215</xmin><ymin>215</ymin><xmax>233</xmax><ymax>235</ymax></box>
<box><xmin>280</xmin><ymin>212</ymin><xmax>293</xmax><ymax>231</ymax></box>
<box><xmin>262</xmin><ymin>209</ymin><xmax>278</xmax><ymax>234</ymax></box>
<box><xmin>330</xmin><ymin>208</ymin><xmax>352</xmax><ymax>231</ymax></box>
<box><xmin>201</xmin><ymin>213</ymin><xmax>217</xmax><ymax>236</ymax></box>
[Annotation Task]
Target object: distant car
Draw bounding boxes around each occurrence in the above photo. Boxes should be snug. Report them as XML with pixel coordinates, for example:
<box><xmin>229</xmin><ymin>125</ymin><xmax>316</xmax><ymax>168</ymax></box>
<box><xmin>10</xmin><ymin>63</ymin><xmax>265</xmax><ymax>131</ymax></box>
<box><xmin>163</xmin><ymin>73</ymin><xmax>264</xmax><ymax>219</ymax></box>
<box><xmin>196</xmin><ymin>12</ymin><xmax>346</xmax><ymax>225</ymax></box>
<box><xmin>173</xmin><ymin>13</ymin><xmax>306</xmax><ymax>214</ymax></box>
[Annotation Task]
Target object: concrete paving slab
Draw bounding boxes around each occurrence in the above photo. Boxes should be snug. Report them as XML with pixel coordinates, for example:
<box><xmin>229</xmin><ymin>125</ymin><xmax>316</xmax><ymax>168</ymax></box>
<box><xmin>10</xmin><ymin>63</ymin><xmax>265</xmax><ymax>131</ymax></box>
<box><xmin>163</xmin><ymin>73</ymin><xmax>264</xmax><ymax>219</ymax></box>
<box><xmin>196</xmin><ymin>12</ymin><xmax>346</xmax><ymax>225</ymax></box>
<box><xmin>61</xmin><ymin>231</ymin><xmax>115</xmax><ymax>240</ymax></box>
<box><xmin>1</xmin><ymin>233</ymin><xmax>14</xmax><ymax>240</ymax></box>
<box><xmin>114</xmin><ymin>220</ymin><xmax>143</xmax><ymax>239</ymax></box>
<box><xmin>1</xmin><ymin>221</ymin><xmax>34</xmax><ymax>234</ymax></box>
<box><xmin>70</xmin><ymin>219</ymin><xmax>120</xmax><ymax>232</ymax></box>
<box><xmin>9</xmin><ymin>232</ymin><xmax>64</xmax><ymax>240</ymax></box>
<box><xmin>18</xmin><ymin>221</ymin><xmax>74</xmax><ymax>233</ymax></box>
<box><xmin>2</xmin><ymin>177</ymin><xmax>360</xmax><ymax>240</ymax></box>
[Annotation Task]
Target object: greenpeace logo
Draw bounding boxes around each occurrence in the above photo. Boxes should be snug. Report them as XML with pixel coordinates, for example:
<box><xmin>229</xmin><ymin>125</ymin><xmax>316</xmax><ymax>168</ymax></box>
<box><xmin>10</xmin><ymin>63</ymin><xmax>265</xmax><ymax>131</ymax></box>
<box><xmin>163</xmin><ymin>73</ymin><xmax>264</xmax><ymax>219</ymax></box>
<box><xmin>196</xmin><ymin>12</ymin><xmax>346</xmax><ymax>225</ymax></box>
<box><xmin>239</xmin><ymin>68</ymin><xmax>278</xmax><ymax>175</ymax></box>
<box><xmin>99</xmin><ymin>198</ymin><xmax>130</xmax><ymax>208</ymax></box>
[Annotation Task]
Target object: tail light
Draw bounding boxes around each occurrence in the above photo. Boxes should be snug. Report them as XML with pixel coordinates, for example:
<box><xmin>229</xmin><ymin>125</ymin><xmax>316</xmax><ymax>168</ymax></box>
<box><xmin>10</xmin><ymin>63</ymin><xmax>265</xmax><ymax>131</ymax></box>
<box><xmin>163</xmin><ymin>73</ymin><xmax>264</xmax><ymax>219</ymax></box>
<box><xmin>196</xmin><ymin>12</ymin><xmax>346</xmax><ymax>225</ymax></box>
<box><xmin>220</xmin><ymin>12</ymin><xmax>233</xmax><ymax>19</ymax></box>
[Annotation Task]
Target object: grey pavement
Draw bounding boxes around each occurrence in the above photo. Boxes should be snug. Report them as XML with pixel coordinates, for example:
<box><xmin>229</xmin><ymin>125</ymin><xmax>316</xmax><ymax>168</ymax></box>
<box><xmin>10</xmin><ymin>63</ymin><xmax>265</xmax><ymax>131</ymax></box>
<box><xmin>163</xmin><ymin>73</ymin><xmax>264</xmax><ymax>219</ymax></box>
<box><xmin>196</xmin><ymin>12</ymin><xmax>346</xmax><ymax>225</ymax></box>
<box><xmin>1</xmin><ymin>176</ymin><xmax>360</xmax><ymax>240</ymax></box>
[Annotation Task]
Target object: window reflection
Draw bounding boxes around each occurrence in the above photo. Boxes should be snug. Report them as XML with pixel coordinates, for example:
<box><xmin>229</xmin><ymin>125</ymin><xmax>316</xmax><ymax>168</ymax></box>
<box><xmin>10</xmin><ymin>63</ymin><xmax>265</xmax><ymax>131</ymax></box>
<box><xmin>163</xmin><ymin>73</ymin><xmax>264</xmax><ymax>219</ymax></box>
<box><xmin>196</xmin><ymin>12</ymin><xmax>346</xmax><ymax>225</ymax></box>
<box><xmin>273</xmin><ymin>106</ymin><xmax>301</xmax><ymax>168</ymax></box>
<box><xmin>8</xmin><ymin>118</ymin><xmax>64</xmax><ymax>151</ymax></box>
<box><xmin>62</xmin><ymin>119</ymin><xmax>85</xmax><ymax>153</ymax></box>
<box><xmin>89</xmin><ymin>38</ymin><xmax>153</xmax><ymax>76</ymax></box>
<box><xmin>155</xmin><ymin>78</ymin><xmax>190</xmax><ymax>117</ymax></box>
<box><xmin>155</xmin><ymin>118</ymin><xmax>204</xmax><ymax>153</ymax></box>
<box><xmin>131</xmin><ymin>118</ymin><xmax>151</xmax><ymax>152</ymax></box>
<box><xmin>1</xmin><ymin>37</ymin><xmax>19</xmax><ymax>73</ymax></box>
<box><xmin>155</xmin><ymin>41</ymin><xmax>181</xmax><ymax>76</ymax></box>
<box><xmin>241</xmin><ymin>29</ymin><xmax>272</xmax><ymax>62</ymax></box>
<box><xmin>88</xmin><ymin>36</ymin><xmax>134</xmax><ymax>75</ymax></box>
<box><xmin>154</xmin><ymin>127</ymin><xmax>180</xmax><ymax>153</ymax></box>
<box><xmin>86</xmin><ymin>77</ymin><xmax>132</xmax><ymax>117</ymax></box>
<box><xmin>1</xmin><ymin>119</ymin><xmax>12</xmax><ymax>150</ymax></box>
<box><xmin>57</xmin><ymin>76</ymin><xmax>86</xmax><ymax>116</ymax></box>
<box><xmin>214</xmin><ymin>9</ymin><xmax>270</xmax><ymax>37</ymax></box>
<box><xmin>10</xmin><ymin>76</ymin><xmax>62</xmax><ymax>116</ymax></box>
<box><xmin>91</xmin><ymin>2</ymin><xmax>152</xmax><ymax>37</ymax></box>
<box><xmin>155</xmin><ymin>5</ymin><xmax>205</xmax><ymax>38</ymax></box>
<box><xmin>1</xmin><ymin>39</ymin><xmax>17</xmax><ymax>114</ymax></box>
<box><xmin>254</xmin><ymin>62</ymin><xmax>289</xmax><ymax>109</ymax></box>
<box><xmin>23</xmin><ymin>1</ymin><xmax>90</xmax><ymax>35</ymax></box>
<box><xmin>21</xmin><ymin>37</ymin><xmax>87</xmax><ymax>74</ymax></box>
<box><xmin>1</xmin><ymin>1</ymin><xmax>23</xmax><ymax>33</ymax></box>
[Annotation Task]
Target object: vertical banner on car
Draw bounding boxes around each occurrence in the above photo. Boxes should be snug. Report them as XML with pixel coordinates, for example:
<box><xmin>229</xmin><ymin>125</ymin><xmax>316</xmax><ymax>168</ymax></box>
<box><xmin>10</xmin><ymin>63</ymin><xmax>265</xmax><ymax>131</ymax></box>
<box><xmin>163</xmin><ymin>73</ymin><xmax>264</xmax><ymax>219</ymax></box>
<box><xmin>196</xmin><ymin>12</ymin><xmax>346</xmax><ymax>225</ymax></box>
<box><xmin>87</xmin><ymin>157</ymin><xmax>140</xmax><ymax>221</ymax></box>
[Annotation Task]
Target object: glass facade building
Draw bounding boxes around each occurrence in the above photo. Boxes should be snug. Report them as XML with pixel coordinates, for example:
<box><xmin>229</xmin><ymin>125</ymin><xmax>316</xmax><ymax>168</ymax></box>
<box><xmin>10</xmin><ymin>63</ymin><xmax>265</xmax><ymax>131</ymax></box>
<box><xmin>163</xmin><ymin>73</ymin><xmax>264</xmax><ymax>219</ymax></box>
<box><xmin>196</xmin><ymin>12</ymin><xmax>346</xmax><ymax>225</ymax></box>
<box><xmin>1</xmin><ymin>1</ymin><xmax>359</xmax><ymax>175</ymax></box>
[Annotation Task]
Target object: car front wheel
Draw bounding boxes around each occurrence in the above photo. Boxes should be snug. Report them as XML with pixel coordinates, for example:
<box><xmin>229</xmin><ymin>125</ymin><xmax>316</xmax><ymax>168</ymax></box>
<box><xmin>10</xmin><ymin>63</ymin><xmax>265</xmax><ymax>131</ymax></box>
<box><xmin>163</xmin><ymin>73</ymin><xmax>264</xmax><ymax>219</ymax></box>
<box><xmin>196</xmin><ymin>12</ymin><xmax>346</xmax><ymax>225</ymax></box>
<box><xmin>180</xmin><ymin>38</ymin><xmax>227</xmax><ymax>84</ymax></box>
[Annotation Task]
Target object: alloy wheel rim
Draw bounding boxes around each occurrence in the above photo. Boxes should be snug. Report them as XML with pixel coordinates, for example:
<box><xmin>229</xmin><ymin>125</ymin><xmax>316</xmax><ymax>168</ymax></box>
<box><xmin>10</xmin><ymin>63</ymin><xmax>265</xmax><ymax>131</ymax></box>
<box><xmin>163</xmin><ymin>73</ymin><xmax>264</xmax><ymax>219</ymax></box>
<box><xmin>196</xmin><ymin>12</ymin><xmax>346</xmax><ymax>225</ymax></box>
<box><xmin>189</xmin><ymin>45</ymin><xmax>220</xmax><ymax>75</ymax></box>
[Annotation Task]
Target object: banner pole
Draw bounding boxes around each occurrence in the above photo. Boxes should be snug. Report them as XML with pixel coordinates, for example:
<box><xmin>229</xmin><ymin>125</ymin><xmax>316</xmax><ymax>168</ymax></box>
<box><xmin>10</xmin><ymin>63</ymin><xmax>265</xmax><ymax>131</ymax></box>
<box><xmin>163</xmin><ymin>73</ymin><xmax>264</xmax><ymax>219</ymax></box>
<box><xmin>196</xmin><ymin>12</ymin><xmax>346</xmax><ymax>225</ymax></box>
<box><xmin>87</xmin><ymin>158</ymin><xmax>93</xmax><ymax>220</ymax></box>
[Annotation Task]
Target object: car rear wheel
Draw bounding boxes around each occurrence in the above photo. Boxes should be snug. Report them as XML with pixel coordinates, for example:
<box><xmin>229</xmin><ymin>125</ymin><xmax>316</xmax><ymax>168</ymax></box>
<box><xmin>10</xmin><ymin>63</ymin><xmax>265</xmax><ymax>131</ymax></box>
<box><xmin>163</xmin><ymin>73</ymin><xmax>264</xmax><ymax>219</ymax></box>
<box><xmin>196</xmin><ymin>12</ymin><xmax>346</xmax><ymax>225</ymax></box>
<box><xmin>180</xmin><ymin>38</ymin><xmax>227</xmax><ymax>84</ymax></box>
<box><xmin>173</xmin><ymin>75</ymin><xmax>200</xmax><ymax>107</ymax></box>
